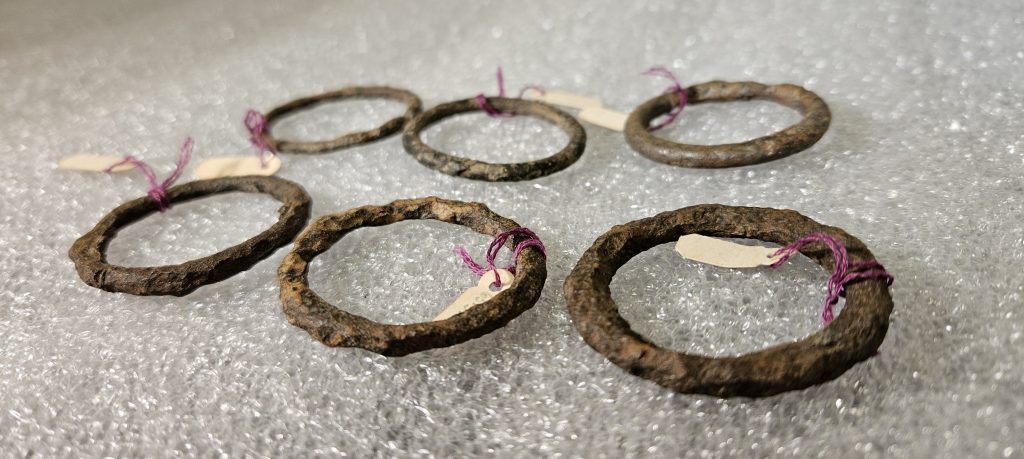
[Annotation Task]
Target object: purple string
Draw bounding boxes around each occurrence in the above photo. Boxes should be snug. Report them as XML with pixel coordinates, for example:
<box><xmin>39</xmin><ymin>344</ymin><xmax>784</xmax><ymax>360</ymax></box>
<box><xmin>244</xmin><ymin>109</ymin><xmax>274</xmax><ymax>167</ymax></box>
<box><xmin>454</xmin><ymin>227</ymin><xmax>546</xmax><ymax>288</ymax></box>
<box><xmin>518</xmin><ymin>85</ymin><xmax>546</xmax><ymax>98</ymax></box>
<box><xmin>642</xmin><ymin>66</ymin><xmax>689</xmax><ymax>131</ymax></box>
<box><xmin>771</xmin><ymin>233</ymin><xmax>894</xmax><ymax>325</ymax></box>
<box><xmin>473</xmin><ymin>67</ymin><xmax>545</xmax><ymax>118</ymax></box>
<box><xmin>104</xmin><ymin>137</ymin><xmax>193</xmax><ymax>212</ymax></box>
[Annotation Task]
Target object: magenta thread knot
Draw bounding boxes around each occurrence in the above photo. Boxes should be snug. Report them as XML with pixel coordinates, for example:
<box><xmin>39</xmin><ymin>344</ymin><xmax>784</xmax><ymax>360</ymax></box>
<box><xmin>771</xmin><ymin>233</ymin><xmax>894</xmax><ymax>325</ymax></box>
<box><xmin>244</xmin><ymin>109</ymin><xmax>274</xmax><ymax>166</ymax></box>
<box><xmin>105</xmin><ymin>137</ymin><xmax>193</xmax><ymax>212</ymax></box>
<box><xmin>454</xmin><ymin>227</ymin><xmax>546</xmax><ymax>288</ymax></box>
<box><xmin>642</xmin><ymin>66</ymin><xmax>688</xmax><ymax>131</ymax></box>
<box><xmin>474</xmin><ymin>67</ymin><xmax>545</xmax><ymax>118</ymax></box>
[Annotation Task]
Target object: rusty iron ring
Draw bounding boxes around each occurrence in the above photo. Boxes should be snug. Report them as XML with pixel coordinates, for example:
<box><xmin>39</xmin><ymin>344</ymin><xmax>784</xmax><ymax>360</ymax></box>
<box><xmin>402</xmin><ymin>97</ymin><xmax>586</xmax><ymax>182</ymax></box>
<box><xmin>563</xmin><ymin>204</ymin><xmax>893</xmax><ymax>398</ymax></box>
<box><xmin>259</xmin><ymin>86</ymin><xmax>422</xmax><ymax>154</ymax></box>
<box><xmin>625</xmin><ymin>81</ymin><xmax>831</xmax><ymax>168</ymax></box>
<box><xmin>69</xmin><ymin>176</ymin><xmax>312</xmax><ymax>296</ymax></box>
<box><xmin>278</xmin><ymin>197</ymin><xmax>547</xmax><ymax>356</ymax></box>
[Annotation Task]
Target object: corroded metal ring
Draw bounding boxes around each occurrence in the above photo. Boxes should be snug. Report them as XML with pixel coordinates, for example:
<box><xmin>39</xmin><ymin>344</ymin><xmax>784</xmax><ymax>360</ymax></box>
<box><xmin>624</xmin><ymin>81</ymin><xmax>831</xmax><ymax>168</ymax></box>
<box><xmin>278</xmin><ymin>197</ymin><xmax>547</xmax><ymax>356</ymax></box>
<box><xmin>259</xmin><ymin>86</ymin><xmax>422</xmax><ymax>154</ymax></box>
<box><xmin>563</xmin><ymin>204</ymin><xmax>893</xmax><ymax>398</ymax></box>
<box><xmin>401</xmin><ymin>97</ymin><xmax>586</xmax><ymax>182</ymax></box>
<box><xmin>69</xmin><ymin>176</ymin><xmax>312</xmax><ymax>296</ymax></box>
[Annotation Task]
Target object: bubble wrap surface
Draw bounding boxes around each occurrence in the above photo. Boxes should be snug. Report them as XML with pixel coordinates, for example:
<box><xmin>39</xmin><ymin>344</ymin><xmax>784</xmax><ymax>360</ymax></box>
<box><xmin>2</xmin><ymin>0</ymin><xmax>1023</xmax><ymax>457</ymax></box>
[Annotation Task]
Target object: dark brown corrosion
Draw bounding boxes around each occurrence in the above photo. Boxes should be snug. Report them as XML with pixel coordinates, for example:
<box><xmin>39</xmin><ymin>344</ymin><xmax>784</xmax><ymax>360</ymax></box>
<box><xmin>563</xmin><ymin>204</ymin><xmax>893</xmax><ymax>398</ymax></box>
<box><xmin>259</xmin><ymin>86</ymin><xmax>422</xmax><ymax>154</ymax></box>
<box><xmin>401</xmin><ymin>97</ymin><xmax>586</xmax><ymax>182</ymax></box>
<box><xmin>278</xmin><ymin>197</ymin><xmax>547</xmax><ymax>356</ymax></box>
<box><xmin>624</xmin><ymin>81</ymin><xmax>831</xmax><ymax>168</ymax></box>
<box><xmin>69</xmin><ymin>176</ymin><xmax>312</xmax><ymax>296</ymax></box>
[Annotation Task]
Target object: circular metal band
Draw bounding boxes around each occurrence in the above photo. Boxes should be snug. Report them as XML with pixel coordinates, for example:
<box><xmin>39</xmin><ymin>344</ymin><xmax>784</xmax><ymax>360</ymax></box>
<box><xmin>563</xmin><ymin>204</ymin><xmax>893</xmax><ymax>398</ymax></box>
<box><xmin>624</xmin><ymin>81</ymin><xmax>831</xmax><ymax>168</ymax></box>
<box><xmin>69</xmin><ymin>176</ymin><xmax>312</xmax><ymax>296</ymax></box>
<box><xmin>402</xmin><ymin>97</ymin><xmax>586</xmax><ymax>182</ymax></box>
<box><xmin>278</xmin><ymin>197</ymin><xmax>547</xmax><ymax>356</ymax></box>
<box><xmin>259</xmin><ymin>86</ymin><xmax>422</xmax><ymax>154</ymax></box>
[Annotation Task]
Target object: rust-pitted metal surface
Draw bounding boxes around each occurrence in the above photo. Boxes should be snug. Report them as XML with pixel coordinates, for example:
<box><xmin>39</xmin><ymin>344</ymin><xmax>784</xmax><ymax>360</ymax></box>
<box><xmin>401</xmin><ymin>97</ymin><xmax>586</xmax><ymax>181</ymax></box>
<box><xmin>69</xmin><ymin>176</ymin><xmax>312</xmax><ymax>296</ymax></box>
<box><xmin>625</xmin><ymin>81</ymin><xmax>831</xmax><ymax>168</ymax></box>
<box><xmin>258</xmin><ymin>86</ymin><xmax>422</xmax><ymax>154</ymax></box>
<box><xmin>563</xmin><ymin>204</ymin><xmax>893</xmax><ymax>398</ymax></box>
<box><xmin>278</xmin><ymin>197</ymin><xmax>547</xmax><ymax>356</ymax></box>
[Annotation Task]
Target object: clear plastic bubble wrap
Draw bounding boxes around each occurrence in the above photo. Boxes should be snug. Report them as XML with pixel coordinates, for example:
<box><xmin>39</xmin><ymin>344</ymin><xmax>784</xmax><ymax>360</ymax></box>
<box><xmin>1</xmin><ymin>0</ymin><xmax>1022</xmax><ymax>456</ymax></box>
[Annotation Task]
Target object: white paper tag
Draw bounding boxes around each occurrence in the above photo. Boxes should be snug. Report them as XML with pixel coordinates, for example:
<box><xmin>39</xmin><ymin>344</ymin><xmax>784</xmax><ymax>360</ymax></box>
<box><xmin>434</xmin><ymin>269</ymin><xmax>514</xmax><ymax>321</ymax></box>
<box><xmin>194</xmin><ymin>155</ymin><xmax>281</xmax><ymax>179</ymax></box>
<box><xmin>58</xmin><ymin>154</ymin><xmax>135</xmax><ymax>172</ymax></box>
<box><xmin>578</xmin><ymin>107</ymin><xmax>628</xmax><ymax>131</ymax></box>
<box><xmin>524</xmin><ymin>90</ymin><xmax>604</xmax><ymax>110</ymax></box>
<box><xmin>675</xmin><ymin>234</ymin><xmax>781</xmax><ymax>268</ymax></box>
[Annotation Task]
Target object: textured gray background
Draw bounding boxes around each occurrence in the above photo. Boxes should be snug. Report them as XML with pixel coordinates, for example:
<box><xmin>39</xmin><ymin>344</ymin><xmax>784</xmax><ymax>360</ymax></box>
<box><xmin>1</xmin><ymin>0</ymin><xmax>1022</xmax><ymax>457</ymax></box>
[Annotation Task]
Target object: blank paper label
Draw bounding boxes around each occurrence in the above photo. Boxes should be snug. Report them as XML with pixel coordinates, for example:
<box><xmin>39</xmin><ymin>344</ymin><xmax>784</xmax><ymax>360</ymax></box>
<box><xmin>525</xmin><ymin>90</ymin><xmax>604</xmax><ymax>110</ymax></box>
<box><xmin>579</xmin><ymin>107</ymin><xmax>628</xmax><ymax>131</ymax></box>
<box><xmin>194</xmin><ymin>155</ymin><xmax>281</xmax><ymax>179</ymax></box>
<box><xmin>675</xmin><ymin>234</ymin><xmax>780</xmax><ymax>268</ymax></box>
<box><xmin>434</xmin><ymin>269</ymin><xmax>513</xmax><ymax>321</ymax></box>
<box><xmin>58</xmin><ymin>154</ymin><xmax>135</xmax><ymax>172</ymax></box>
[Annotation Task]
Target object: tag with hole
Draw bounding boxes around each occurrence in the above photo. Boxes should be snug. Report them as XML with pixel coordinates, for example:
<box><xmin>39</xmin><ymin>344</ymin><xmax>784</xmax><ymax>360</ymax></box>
<box><xmin>675</xmin><ymin>234</ymin><xmax>781</xmax><ymax>268</ymax></box>
<box><xmin>434</xmin><ymin>269</ymin><xmax>514</xmax><ymax>321</ymax></box>
<box><xmin>58</xmin><ymin>154</ymin><xmax>135</xmax><ymax>172</ymax></box>
<box><xmin>524</xmin><ymin>90</ymin><xmax>604</xmax><ymax>110</ymax></box>
<box><xmin>194</xmin><ymin>155</ymin><xmax>281</xmax><ymax>179</ymax></box>
<box><xmin>579</xmin><ymin>107</ymin><xmax>628</xmax><ymax>131</ymax></box>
